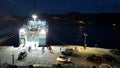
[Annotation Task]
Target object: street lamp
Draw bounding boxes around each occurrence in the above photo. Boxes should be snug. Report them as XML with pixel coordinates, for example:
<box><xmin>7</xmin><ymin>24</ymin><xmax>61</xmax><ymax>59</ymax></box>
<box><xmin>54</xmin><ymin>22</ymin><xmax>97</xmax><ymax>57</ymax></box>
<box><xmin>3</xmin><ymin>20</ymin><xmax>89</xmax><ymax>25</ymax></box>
<box><xmin>83</xmin><ymin>33</ymin><xmax>88</xmax><ymax>50</ymax></box>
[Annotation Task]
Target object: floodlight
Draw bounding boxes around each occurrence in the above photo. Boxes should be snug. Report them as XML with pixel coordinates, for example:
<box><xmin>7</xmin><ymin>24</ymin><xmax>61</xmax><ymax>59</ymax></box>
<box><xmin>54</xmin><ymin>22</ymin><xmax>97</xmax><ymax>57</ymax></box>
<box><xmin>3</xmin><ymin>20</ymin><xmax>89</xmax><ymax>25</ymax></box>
<box><xmin>19</xmin><ymin>28</ymin><xmax>25</xmax><ymax>33</ymax></box>
<box><xmin>40</xmin><ymin>29</ymin><xmax>46</xmax><ymax>34</ymax></box>
<box><xmin>32</xmin><ymin>14</ymin><xmax>37</xmax><ymax>20</ymax></box>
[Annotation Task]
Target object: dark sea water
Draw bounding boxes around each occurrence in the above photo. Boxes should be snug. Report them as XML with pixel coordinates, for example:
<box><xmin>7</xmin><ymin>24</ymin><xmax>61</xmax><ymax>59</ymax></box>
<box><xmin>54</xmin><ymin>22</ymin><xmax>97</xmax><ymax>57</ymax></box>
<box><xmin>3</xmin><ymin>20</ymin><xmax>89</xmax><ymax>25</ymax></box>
<box><xmin>47</xmin><ymin>24</ymin><xmax>120</xmax><ymax>49</ymax></box>
<box><xmin>0</xmin><ymin>22</ymin><xmax>120</xmax><ymax>49</ymax></box>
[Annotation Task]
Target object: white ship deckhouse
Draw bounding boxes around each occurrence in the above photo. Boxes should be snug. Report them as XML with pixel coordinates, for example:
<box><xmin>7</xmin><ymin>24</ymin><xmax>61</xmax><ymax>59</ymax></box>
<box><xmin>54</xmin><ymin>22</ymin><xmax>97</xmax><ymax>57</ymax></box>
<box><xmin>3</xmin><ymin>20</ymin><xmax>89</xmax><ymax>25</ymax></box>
<box><xmin>19</xmin><ymin>15</ymin><xmax>48</xmax><ymax>48</ymax></box>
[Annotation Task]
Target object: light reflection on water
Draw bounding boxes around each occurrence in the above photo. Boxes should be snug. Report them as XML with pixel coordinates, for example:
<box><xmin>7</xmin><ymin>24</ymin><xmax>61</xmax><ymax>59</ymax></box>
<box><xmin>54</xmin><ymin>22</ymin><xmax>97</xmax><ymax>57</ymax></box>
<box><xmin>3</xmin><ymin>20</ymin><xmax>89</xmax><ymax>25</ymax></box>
<box><xmin>0</xmin><ymin>23</ymin><xmax>120</xmax><ymax>49</ymax></box>
<box><xmin>47</xmin><ymin>25</ymin><xmax>120</xmax><ymax>49</ymax></box>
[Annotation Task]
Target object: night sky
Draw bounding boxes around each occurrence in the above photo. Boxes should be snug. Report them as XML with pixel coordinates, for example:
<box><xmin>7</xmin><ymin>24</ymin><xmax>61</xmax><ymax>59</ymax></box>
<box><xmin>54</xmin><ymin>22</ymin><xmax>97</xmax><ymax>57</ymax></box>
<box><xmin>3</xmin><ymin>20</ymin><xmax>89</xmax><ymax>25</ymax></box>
<box><xmin>0</xmin><ymin>0</ymin><xmax>120</xmax><ymax>15</ymax></box>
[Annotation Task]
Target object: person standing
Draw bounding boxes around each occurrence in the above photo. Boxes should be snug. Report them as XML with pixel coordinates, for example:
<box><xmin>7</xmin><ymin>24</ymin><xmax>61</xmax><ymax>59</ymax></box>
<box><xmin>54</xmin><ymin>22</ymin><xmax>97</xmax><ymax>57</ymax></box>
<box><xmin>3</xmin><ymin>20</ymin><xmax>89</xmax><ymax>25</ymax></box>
<box><xmin>28</xmin><ymin>46</ymin><xmax>31</xmax><ymax>52</ymax></box>
<box><xmin>34</xmin><ymin>43</ymin><xmax>36</xmax><ymax>49</ymax></box>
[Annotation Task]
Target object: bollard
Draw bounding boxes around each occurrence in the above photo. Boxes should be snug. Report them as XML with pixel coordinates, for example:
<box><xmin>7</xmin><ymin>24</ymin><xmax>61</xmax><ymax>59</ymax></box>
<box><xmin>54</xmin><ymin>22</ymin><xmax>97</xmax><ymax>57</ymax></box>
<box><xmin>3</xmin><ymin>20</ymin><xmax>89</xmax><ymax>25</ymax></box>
<box><xmin>12</xmin><ymin>54</ymin><xmax>14</xmax><ymax>65</ymax></box>
<box><xmin>0</xmin><ymin>59</ymin><xmax>1</xmax><ymax>68</ymax></box>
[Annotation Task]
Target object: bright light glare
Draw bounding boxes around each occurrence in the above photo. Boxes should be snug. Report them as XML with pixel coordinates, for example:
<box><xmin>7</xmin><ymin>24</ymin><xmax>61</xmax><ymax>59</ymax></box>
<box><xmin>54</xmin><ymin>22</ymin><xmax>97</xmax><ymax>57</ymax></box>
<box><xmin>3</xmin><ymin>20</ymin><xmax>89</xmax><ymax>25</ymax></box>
<box><xmin>40</xmin><ymin>29</ymin><xmax>46</xmax><ymax>34</ymax></box>
<box><xmin>19</xmin><ymin>28</ymin><xmax>25</xmax><ymax>33</ymax></box>
<box><xmin>32</xmin><ymin>14</ymin><xmax>37</xmax><ymax>19</ymax></box>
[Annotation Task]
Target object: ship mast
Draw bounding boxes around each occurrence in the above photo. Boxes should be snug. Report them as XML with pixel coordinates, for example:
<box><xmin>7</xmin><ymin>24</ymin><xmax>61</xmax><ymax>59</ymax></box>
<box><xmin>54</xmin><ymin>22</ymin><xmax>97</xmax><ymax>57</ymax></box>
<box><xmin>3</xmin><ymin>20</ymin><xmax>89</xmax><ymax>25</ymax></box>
<box><xmin>34</xmin><ymin>0</ymin><xmax>37</xmax><ymax>14</ymax></box>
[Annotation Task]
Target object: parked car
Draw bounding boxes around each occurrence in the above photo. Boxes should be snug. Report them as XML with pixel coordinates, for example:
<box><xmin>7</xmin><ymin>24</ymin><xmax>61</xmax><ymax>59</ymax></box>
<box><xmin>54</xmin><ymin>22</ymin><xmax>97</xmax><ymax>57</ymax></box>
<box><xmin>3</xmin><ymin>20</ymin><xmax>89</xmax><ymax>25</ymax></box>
<box><xmin>86</xmin><ymin>54</ymin><xmax>103</xmax><ymax>62</ymax></box>
<box><xmin>102</xmin><ymin>54</ymin><xmax>116</xmax><ymax>63</ymax></box>
<box><xmin>110</xmin><ymin>49</ymin><xmax>120</xmax><ymax>55</ymax></box>
<box><xmin>17</xmin><ymin>51</ymin><xmax>27</xmax><ymax>60</ymax></box>
<box><xmin>61</xmin><ymin>48</ymin><xmax>74</xmax><ymax>56</ymax></box>
<box><xmin>99</xmin><ymin>63</ymin><xmax>112</xmax><ymax>68</ymax></box>
<box><xmin>56</xmin><ymin>55</ymin><xmax>71</xmax><ymax>62</ymax></box>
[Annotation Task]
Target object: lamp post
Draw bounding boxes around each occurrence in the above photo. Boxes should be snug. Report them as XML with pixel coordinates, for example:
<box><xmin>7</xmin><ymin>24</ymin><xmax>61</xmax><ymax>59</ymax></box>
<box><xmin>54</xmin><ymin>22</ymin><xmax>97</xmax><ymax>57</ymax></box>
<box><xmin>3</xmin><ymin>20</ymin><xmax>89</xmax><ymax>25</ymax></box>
<box><xmin>83</xmin><ymin>33</ymin><xmax>88</xmax><ymax>50</ymax></box>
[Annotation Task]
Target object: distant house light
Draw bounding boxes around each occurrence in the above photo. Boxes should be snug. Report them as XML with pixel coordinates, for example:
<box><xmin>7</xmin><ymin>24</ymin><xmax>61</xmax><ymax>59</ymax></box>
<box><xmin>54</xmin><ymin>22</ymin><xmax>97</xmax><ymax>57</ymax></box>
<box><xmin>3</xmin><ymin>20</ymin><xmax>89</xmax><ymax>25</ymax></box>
<box><xmin>78</xmin><ymin>21</ymin><xmax>85</xmax><ymax>24</ymax></box>
<box><xmin>53</xmin><ymin>17</ymin><xmax>59</xmax><ymax>19</ymax></box>
<box><xmin>112</xmin><ymin>24</ymin><xmax>116</xmax><ymax>26</ymax></box>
